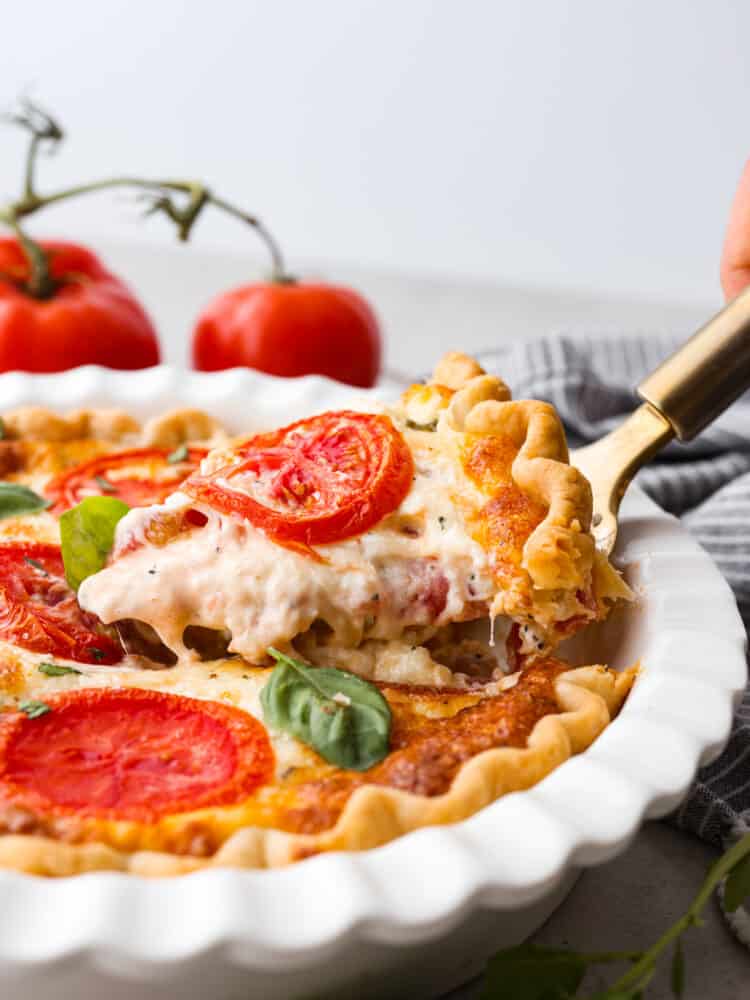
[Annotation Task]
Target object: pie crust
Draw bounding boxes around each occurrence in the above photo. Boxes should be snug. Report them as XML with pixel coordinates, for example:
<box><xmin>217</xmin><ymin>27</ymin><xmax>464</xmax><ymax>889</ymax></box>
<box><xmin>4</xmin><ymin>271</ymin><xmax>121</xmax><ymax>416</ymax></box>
<box><xmin>1</xmin><ymin>405</ymin><xmax>227</xmax><ymax>447</ymax></box>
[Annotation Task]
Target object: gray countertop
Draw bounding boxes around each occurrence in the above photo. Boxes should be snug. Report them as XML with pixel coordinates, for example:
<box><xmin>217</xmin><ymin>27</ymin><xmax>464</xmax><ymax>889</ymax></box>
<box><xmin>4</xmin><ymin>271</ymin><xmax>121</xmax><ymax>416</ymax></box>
<box><xmin>448</xmin><ymin>822</ymin><xmax>749</xmax><ymax>999</ymax></box>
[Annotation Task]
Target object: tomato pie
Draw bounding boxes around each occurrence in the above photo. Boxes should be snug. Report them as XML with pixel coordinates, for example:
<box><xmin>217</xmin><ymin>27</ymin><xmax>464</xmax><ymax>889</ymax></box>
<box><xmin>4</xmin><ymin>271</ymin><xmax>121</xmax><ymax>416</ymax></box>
<box><xmin>0</xmin><ymin>353</ymin><xmax>634</xmax><ymax>875</ymax></box>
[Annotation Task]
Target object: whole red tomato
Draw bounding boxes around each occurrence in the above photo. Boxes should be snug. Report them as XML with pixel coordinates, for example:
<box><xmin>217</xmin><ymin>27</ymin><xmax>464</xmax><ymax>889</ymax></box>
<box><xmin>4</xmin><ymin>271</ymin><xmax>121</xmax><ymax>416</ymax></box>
<box><xmin>0</xmin><ymin>239</ymin><xmax>160</xmax><ymax>372</ymax></box>
<box><xmin>192</xmin><ymin>282</ymin><xmax>381</xmax><ymax>387</ymax></box>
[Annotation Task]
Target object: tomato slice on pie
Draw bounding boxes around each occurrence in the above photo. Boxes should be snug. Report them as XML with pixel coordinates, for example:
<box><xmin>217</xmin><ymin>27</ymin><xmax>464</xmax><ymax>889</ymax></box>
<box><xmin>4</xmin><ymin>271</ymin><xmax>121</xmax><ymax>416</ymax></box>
<box><xmin>0</xmin><ymin>688</ymin><xmax>274</xmax><ymax>823</ymax></box>
<box><xmin>183</xmin><ymin>411</ymin><xmax>414</xmax><ymax>549</ymax></box>
<box><xmin>0</xmin><ymin>543</ymin><xmax>122</xmax><ymax>664</ymax></box>
<box><xmin>46</xmin><ymin>447</ymin><xmax>207</xmax><ymax>513</ymax></box>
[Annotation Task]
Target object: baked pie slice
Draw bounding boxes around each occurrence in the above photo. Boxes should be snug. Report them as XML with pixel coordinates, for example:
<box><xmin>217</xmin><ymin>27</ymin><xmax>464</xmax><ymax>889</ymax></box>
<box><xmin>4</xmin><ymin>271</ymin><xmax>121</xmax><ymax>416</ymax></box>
<box><xmin>79</xmin><ymin>351</ymin><xmax>630</xmax><ymax>675</ymax></box>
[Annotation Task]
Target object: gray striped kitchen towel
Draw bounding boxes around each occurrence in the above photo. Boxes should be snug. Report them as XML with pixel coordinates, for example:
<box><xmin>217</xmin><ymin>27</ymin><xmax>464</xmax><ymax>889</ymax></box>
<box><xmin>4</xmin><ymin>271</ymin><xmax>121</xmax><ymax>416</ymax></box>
<box><xmin>476</xmin><ymin>333</ymin><xmax>750</xmax><ymax>849</ymax></box>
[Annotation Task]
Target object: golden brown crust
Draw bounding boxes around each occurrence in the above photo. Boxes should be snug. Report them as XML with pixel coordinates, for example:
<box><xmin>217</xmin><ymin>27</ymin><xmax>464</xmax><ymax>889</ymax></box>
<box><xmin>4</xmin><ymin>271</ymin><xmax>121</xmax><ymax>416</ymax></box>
<box><xmin>2</xmin><ymin>408</ymin><xmax>140</xmax><ymax>443</ymax></box>
<box><xmin>464</xmin><ymin>398</ymin><xmax>594</xmax><ymax>592</ymax></box>
<box><xmin>0</xmin><ymin>665</ymin><xmax>636</xmax><ymax>875</ymax></box>
<box><xmin>426</xmin><ymin>353</ymin><xmax>595</xmax><ymax>595</ymax></box>
<box><xmin>2</xmin><ymin>406</ymin><xmax>227</xmax><ymax>447</ymax></box>
<box><xmin>139</xmin><ymin>409</ymin><xmax>227</xmax><ymax>448</ymax></box>
<box><xmin>432</xmin><ymin>351</ymin><xmax>487</xmax><ymax>390</ymax></box>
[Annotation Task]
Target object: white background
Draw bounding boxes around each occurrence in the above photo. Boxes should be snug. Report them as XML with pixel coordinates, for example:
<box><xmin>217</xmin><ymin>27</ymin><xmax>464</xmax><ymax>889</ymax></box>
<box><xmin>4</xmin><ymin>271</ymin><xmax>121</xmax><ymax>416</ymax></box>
<box><xmin>2</xmin><ymin>0</ymin><xmax>748</xmax><ymax>314</ymax></box>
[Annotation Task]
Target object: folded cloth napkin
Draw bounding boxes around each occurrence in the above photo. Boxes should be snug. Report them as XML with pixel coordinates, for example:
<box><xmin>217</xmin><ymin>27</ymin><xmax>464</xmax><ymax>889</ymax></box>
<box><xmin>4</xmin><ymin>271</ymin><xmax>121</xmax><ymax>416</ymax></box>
<box><xmin>475</xmin><ymin>333</ymin><xmax>750</xmax><ymax>849</ymax></box>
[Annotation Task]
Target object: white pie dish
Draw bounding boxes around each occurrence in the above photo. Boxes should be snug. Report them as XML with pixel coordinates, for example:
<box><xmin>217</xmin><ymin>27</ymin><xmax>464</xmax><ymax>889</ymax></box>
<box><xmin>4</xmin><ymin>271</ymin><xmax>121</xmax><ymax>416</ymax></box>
<box><xmin>0</xmin><ymin>364</ymin><xmax>744</xmax><ymax>1000</ymax></box>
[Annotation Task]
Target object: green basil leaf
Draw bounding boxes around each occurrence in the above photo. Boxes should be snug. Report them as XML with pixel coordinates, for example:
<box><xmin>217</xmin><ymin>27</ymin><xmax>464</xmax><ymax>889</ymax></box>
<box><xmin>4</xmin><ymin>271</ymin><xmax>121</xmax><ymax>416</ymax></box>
<box><xmin>60</xmin><ymin>496</ymin><xmax>130</xmax><ymax>591</ymax></box>
<box><xmin>38</xmin><ymin>661</ymin><xmax>80</xmax><ymax>677</ymax></box>
<box><xmin>0</xmin><ymin>482</ymin><xmax>50</xmax><ymax>520</ymax></box>
<box><xmin>167</xmin><ymin>443</ymin><xmax>189</xmax><ymax>464</ymax></box>
<box><xmin>481</xmin><ymin>945</ymin><xmax>587</xmax><ymax>1000</ymax></box>
<box><xmin>260</xmin><ymin>647</ymin><xmax>391</xmax><ymax>771</ymax></box>
<box><xmin>724</xmin><ymin>851</ymin><xmax>750</xmax><ymax>912</ymax></box>
<box><xmin>18</xmin><ymin>698</ymin><xmax>51</xmax><ymax>719</ymax></box>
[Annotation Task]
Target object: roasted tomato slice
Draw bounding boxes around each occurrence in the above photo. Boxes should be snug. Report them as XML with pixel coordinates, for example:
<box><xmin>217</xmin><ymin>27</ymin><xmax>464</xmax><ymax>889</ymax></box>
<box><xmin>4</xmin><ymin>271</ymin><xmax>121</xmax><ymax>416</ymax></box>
<box><xmin>0</xmin><ymin>688</ymin><xmax>274</xmax><ymax>822</ymax></box>
<box><xmin>183</xmin><ymin>411</ymin><xmax>414</xmax><ymax>549</ymax></box>
<box><xmin>45</xmin><ymin>447</ymin><xmax>207</xmax><ymax>514</ymax></box>
<box><xmin>0</xmin><ymin>543</ymin><xmax>122</xmax><ymax>664</ymax></box>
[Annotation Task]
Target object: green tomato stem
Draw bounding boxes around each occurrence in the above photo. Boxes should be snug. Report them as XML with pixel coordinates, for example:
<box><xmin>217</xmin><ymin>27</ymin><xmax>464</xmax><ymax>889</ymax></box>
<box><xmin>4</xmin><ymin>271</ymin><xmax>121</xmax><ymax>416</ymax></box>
<box><xmin>1</xmin><ymin>99</ymin><xmax>289</xmax><ymax>291</ymax></box>
<box><xmin>0</xmin><ymin>214</ymin><xmax>56</xmax><ymax>300</ymax></box>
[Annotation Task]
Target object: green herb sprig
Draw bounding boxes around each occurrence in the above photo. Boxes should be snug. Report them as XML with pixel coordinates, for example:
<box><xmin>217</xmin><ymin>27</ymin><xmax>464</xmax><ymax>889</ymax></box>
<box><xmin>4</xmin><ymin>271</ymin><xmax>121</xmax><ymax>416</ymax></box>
<box><xmin>93</xmin><ymin>474</ymin><xmax>117</xmax><ymax>494</ymax></box>
<box><xmin>167</xmin><ymin>443</ymin><xmax>189</xmax><ymax>464</ymax></box>
<box><xmin>405</xmin><ymin>418</ymin><xmax>437</xmax><ymax>432</ymax></box>
<box><xmin>18</xmin><ymin>699</ymin><xmax>51</xmax><ymax>719</ymax></box>
<box><xmin>24</xmin><ymin>556</ymin><xmax>48</xmax><ymax>574</ymax></box>
<box><xmin>38</xmin><ymin>661</ymin><xmax>80</xmax><ymax>677</ymax></box>
<box><xmin>483</xmin><ymin>832</ymin><xmax>750</xmax><ymax>999</ymax></box>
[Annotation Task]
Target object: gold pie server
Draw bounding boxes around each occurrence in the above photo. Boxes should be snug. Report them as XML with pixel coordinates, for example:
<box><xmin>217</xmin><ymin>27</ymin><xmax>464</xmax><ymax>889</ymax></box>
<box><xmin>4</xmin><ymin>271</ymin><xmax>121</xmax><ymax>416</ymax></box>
<box><xmin>573</xmin><ymin>286</ymin><xmax>750</xmax><ymax>554</ymax></box>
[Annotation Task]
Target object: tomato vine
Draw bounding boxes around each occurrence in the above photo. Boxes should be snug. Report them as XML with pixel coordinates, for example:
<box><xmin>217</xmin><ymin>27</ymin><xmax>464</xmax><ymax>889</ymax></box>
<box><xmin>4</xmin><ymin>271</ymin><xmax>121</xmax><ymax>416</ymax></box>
<box><xmin>0</xmin><ymin>97</ymin><xmax>288</xmax><ymax>298</ymax></box>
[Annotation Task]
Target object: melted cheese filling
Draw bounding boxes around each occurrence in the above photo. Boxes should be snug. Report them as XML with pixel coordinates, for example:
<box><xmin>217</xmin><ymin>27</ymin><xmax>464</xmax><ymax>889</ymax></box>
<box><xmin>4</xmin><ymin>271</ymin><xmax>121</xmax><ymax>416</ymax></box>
<box><xmin>79</xmin><ymin>442</ymin><xmax>497</xmax><ymax>665</ymax></box>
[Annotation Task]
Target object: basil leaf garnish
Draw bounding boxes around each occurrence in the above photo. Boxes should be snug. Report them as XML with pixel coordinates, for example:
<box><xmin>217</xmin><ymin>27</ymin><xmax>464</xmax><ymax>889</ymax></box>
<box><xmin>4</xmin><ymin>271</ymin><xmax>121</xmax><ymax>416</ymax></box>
<box><xmin>18</xmin><ymin>699</ymin><xmax>51</xmax><ymax>719</ymax></box>
<box><xmin>260</xmin><ymin>647</ymin><xmax>391</xmax><ymax>771</ymax></box>
<box><xmin>38</xmin><ymin>661</ymin><xmax>80</xmax><ymax>677</ymax></box>
<box><xmin>60</xmin><ymin>496</ymin><xmax>130</xmax><ymax>591</ymax></box>
<box><xmin>482</xmin><ymin>945</ymin><xmax>588</xmax><ymax>1000</ymax></box>
<box><xmin>167</xmin><ymin>443</ymin><xmax>189</xmax><ymax>464</ymax></box>
<box><xmin>0</xmin><ymin>482</ymin><xmax>50</xmax><ymax>520</ymax></box>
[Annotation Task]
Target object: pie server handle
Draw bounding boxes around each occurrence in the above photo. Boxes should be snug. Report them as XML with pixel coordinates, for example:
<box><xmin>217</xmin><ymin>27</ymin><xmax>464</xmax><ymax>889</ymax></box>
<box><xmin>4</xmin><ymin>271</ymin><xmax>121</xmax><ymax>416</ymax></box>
<box><xmin>574</xmin><ymin>285</ymin><xmax>750</xmax><ymax>553</ymax></box>
<box><xmin>638</xmin><ymin>283</ymin><xmax>750</xmax><ymax>440</ymax></box>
